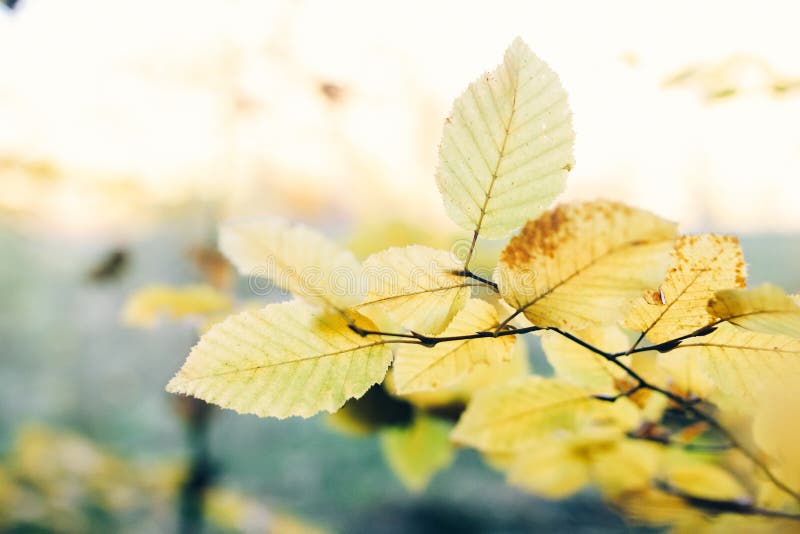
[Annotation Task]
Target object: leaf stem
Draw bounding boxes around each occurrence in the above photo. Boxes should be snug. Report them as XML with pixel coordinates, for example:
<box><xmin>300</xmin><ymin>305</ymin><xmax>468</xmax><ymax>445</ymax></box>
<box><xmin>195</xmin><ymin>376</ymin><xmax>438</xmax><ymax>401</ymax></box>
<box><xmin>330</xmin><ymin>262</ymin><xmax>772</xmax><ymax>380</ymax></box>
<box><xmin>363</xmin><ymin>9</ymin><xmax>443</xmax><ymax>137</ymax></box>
<box><xmin>451</xmin><ymin>269</ymin><xmax>499</xmax><ymax>291</ymax></box>
<box><xmin>463</xmin><ymin>231</ymin><xmax>480</xmax><ymax>272</ymax></box>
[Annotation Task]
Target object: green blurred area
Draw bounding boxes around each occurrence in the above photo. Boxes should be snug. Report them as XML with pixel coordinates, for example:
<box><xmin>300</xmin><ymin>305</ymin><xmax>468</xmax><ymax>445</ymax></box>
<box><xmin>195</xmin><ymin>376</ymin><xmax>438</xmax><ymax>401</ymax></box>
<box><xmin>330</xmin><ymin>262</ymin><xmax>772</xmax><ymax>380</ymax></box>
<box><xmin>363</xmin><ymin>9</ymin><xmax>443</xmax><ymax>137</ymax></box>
<box><xmin>2</xmin><ymin>214</ymin><xmax>799</xmax><ymax>533</ymax></box>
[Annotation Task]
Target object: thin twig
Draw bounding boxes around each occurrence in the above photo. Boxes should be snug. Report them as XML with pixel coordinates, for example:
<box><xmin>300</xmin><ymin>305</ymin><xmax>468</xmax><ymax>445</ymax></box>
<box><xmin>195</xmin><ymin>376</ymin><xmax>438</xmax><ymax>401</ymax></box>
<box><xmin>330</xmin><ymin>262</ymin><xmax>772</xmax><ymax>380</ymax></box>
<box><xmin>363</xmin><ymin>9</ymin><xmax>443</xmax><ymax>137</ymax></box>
<box><xmin>451</xmin><ymin>269</ymin><xmax>499</xmax><ymax>291</ymax></box>
<box><xmin>350</xmin><ymin>312</ymin><xmax>800</xmax><ymax>508</ymax></box>
<box><xmin>656</xmin><ymin>482</ymin><xmax>800</xmax><ymax>521</ymax></box>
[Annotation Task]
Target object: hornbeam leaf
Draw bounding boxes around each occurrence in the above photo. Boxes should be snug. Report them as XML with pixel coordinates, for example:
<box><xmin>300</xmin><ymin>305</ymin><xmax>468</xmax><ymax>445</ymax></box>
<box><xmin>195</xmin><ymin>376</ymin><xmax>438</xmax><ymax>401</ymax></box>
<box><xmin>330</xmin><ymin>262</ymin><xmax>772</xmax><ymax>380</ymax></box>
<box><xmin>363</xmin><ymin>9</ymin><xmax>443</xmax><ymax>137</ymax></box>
<box><xmin>656</xmin><ymin>351</ymin><xmax>716</xmax><ymax>400</ymax></box>
<box><xmin>166</xmin><ymin>301</ymin><xmax>392</xmax><ymax>419</ymax></box>
<box><xmin>753</xmin><ymin>381</ymin><xmax>800</xmax><ymax>495</ymax></box>
<box><xmin>380</xmin><ymin>413</ymin><xmax>455</xmax><ymax>492</ymax></box>
<box><xmin>709</xmin><ymin>283</ymin><xmax>800</xmax><ymax>338</ymax></box>
<box><xmin>451</xmin><ymin>377</ymin><xmax>597</xmax><ymax>452</ymax></box>
<box><xmin>357</xmin><ymin>245</ymin><xmax>474</xmax><ymax>335</ymax></box>
<box><xmin>540</xmin><ymin>326</ymin><xmax>630</xmax><ymax>396</ymax></box>
<box><xmin>624</xmin><ymin>234</ymin><xmax>746</xmax><ymax>343</ymax></box>
<box><xmin>612</xmin><ymin>488</ymin><xmax>706</xmax><ymax>529</ymax></box>
<box><xmin>435</xmin><ymin>38</ymin><xmax>575</xmax><ymax>240</ymax></box>
<box><xmin>393</xmin><ymin>299</ymin><xmax>516</xmax><ymax>394</ymax></box>
<box><xmin>496</xmin><ymin>201</ymin><xmax>677</xmax><ymax>331</ymax></box>
<box><xmin>664</xmin><ymin>456</ymin><xmax>749</xmax><ymax>502</ymax></box>
<box><xmin>667</xmin><ymin>322</ymin><xmax>800</xmax><ymax>402</ymax></box>
<box><xmin>122</xmin><ymin>284</ymin><xmax>233</xmax><ymax>327</ymax></box>
<box><xmin>389</xmin><ymin>335</ymin><xmax>531</xmax><ymax>410</ymax></box>
<box><xmin>508</xmin><ymin>430</ymin><xmax>660</xmax><ymax>499</ymax></box>
<box><xmin>219</xmin><ymin>218</ymin><xmax>362</xmax><ymax>309</ymax></box>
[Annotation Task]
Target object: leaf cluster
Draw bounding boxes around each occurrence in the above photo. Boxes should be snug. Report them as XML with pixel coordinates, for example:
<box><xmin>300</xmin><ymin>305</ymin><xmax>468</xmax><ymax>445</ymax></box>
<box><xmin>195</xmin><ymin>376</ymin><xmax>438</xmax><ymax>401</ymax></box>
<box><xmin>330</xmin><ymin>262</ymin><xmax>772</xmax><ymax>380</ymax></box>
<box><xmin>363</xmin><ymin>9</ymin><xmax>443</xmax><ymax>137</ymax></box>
<box><xmin>159</xmin><ymin>39</ymin><xmax>800</xmax><ymax>528</ymax></box>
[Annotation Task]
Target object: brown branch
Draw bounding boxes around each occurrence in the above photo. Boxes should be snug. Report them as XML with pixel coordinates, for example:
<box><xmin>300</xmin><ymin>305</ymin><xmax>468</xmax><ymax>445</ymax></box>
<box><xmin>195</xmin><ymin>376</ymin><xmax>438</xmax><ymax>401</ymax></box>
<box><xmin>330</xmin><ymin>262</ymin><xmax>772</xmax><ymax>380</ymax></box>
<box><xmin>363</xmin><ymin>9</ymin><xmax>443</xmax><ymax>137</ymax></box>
<box><xmin>656</xmin><ymin>481</ymin><xmax>800</xmax><ymax>521</ymax></box>
<box><xmin>451</xmin><ymin>269</ymin><xmax>499</xmax><ymax>291</ymax></box>
<box><xmin>350</xmin><ymin>312</ymin><xmax>800</xmax><ymax>508</ymax></box>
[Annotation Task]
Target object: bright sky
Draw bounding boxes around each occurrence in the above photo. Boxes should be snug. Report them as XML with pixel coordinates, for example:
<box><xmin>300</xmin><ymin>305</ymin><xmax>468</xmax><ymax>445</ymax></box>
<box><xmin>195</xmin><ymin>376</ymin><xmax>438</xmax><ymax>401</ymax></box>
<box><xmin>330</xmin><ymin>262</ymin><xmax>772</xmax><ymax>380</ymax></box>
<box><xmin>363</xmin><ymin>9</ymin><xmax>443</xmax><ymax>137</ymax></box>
<box><xmin>2</xmin><ymin>0</ymin><xmax>800</xmax><ymax>235</ymax></box>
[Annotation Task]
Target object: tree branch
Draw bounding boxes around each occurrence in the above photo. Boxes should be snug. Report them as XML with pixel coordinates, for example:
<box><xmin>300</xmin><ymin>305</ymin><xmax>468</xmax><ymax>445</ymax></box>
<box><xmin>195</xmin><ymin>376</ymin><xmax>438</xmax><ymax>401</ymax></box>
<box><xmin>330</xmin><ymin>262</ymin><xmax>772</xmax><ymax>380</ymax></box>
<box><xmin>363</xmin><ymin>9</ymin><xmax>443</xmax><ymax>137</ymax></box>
<box><xmin>656</xmin><ymin>481</ymin><xmax>800</xmax><ymax>521</ymax></box>
<box><xmin>349</xmin><ymin>312</ymin><xmax>800</xmax><ymax>507</ymax></box>
<box><xmin>451</xmin><ymin>269</ymin><xmax>499</xmax><ymax>291</ymax></box>
<box><xmin>348</xmin><ymin>323</ymin><xmax>541</xmax><ymax>347</ymax></box>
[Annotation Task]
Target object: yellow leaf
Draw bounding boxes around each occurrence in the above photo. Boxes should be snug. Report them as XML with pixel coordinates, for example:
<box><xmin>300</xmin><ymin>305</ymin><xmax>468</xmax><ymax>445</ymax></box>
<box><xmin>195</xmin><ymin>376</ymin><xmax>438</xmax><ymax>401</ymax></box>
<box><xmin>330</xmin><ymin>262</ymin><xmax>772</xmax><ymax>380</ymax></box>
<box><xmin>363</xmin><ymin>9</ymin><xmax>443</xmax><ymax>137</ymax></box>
<box><xmin>507</xmin><ymin>440</ymin><xmax>589</xmax><ymax>498</ymax></box>
<box><xmin>219</xmin><ymin>218</ymin><xmax>361</xmax><ymax>310</ymax></box>
<box><xmin>683</xmin><ymin>516</ymin><xmax>800</xmax><ymax>534</ymax></box>
<box><xmin>390</xmin><ymin>335</ymin><xmax>531</xmax><ymax>409</ymax></box>
<box><xmin>435</xmin><ymin>38</ymin><xmax>575</xmax><ymax>240</ymax></box>
<box><xmin>122</xmin><ymin>284</ymin><xmax>232</xmax><ymax>327</ymax></box>
<box><xmin>592</xmin><ymin>438</ymin><xmax>663</xmax><ymax>497</ymax></box>
<box><xmin>618</xmin><ymin>353</ymin><xmax>671</xmax><ymax>421</ymax></box>
<box><xmin>451</xmin><ymin>377</ymin><xmax>599</xmax><ymax>452</ymax></box>
<box><xmin>507</xmin><ymin>429</ymin><xmax>660</xmax><ymax>499</ymax></box>
<box><xmin>357</xmin><ymin>245</ymin><xmax>473</xmax><ymax>335</ymax></box>
<box><xmin>612</xmin><ymin>488</ymin><xmax>705</xmax><ymax>529</ymax></box>
<box><xmin>205</xmin><ymin>488</ymin><xmax>328</xmax><ymax>534</ymax></box>
<box><xmin>668</xmin><ymin>322</ymin><xmax>800</xmax><ymax>402</ymax></box>
<box><xmin>166</xmin><ymin>302</ymin><xmax>392</xmax><ymax>419</ymax></box>
<box><xmin>664</xmin><ymin>457</ymin><xmax>749</xmax><ymax>501</ymax></box>
<box><xmin>753</xmin><ymin>380</ymin><xmax>800</xmax><ymax>500</ymax></box>
<box><xmin>393</xmin><ymin>299</ymin><xmax>516</xmax><ymax>393</ymax></box>
<box><xmin>459</xmin><ymin>334</ymin><xmax>531</xmax><ymax>393</ymax></box>
<box><xmin>380</xmin><ymin>414</ymin><xmax>455</xmax><ymax>492</ymax></box>
<box><xmin>657</xmin><ymin>351</ymin><xmax>716</xmax><ymax>399</ymax></box>
<box><xmin>540</xmin><ymin>326</ymin><xmax>630</xmax><ymax>396</ymax></box>
<box><xmin>496</xmin><ymin>201</ymin><xmax>677</xmax><ymax>331</ymax></box>
<box><xmin>624</xmin><ymin>234</ymin><xmax>746</xmax><ymax>343</ymax></box>
<box><xmin>709</xmin><ymin>283</ymin><xmax>800</xmax><ymax>338</ymax></box>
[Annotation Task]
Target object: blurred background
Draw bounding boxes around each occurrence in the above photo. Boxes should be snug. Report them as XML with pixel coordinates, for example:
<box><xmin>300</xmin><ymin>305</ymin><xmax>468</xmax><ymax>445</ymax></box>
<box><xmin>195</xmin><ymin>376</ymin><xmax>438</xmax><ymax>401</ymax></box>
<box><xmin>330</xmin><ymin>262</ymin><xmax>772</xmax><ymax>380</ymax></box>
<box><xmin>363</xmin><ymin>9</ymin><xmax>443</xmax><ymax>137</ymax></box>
<box><xmin>2</xmin><ymin>0</ymin><xmax>800</xmax><ymax>532</ymax></box>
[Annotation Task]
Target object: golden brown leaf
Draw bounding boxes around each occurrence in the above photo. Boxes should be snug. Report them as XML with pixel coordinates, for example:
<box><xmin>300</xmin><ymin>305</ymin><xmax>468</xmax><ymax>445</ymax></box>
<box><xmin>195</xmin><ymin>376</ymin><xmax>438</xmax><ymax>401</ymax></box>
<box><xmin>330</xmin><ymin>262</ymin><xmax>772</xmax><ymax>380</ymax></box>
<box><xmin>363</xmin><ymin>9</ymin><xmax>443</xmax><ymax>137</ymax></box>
<box><xmin>624</xmin><ymin>234</ymin><xmax>746</xmax><ymax>343</ymax></box>
<box><xmin>496</xmin><ymin>201</ymin><xmax>676</xmax><ymax>330</ymax></box>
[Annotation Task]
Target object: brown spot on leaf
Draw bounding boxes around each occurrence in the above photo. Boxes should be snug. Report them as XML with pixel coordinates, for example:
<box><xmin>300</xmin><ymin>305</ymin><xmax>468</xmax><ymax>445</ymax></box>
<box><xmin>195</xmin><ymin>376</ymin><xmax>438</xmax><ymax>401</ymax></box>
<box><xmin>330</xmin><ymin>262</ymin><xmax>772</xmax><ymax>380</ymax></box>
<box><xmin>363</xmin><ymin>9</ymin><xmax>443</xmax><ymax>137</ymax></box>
<box><xmin>500</xmin><ymin>204</ymin><xmax>572</xmax><ymax>267</ymax></box>
<box><xmin>644</xmin><ymin>288</ymin><xmax>666</xmax><ymax>305</ymax></box>
<box><xmin>320</xmin><ymin>82</ymin><xmax>345</xmax><ymax>102</ymax></box>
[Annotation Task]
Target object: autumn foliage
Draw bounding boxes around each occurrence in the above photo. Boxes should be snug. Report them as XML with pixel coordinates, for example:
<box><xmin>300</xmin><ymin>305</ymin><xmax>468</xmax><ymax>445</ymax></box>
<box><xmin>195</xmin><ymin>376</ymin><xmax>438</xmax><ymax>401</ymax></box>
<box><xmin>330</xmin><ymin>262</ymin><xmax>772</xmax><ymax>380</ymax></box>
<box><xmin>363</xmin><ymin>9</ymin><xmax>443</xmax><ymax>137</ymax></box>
<box><xmin>154</xmin><ymin>39</ymin><xmax>800</xmax><ymax>531</ymax></box>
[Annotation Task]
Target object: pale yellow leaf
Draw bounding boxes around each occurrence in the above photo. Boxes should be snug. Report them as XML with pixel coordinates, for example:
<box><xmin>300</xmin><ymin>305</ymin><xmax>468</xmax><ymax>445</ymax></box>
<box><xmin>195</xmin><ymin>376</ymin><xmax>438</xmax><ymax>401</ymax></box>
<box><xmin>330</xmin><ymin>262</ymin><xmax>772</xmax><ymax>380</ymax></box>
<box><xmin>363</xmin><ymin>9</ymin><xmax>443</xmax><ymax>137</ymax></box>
<box><xmin>380</xmin><ymin>414</ymin><xmax>455</xmax><ymax>492</ymax></box>
<box><xmin>205</xmin><ymin>488</ymin><xmax>328</xmax><ymax>534</ymax></box>
<box><xmin>390</xmin><ymin>335</ymin><xmax>531</xmax><ymax>409</ymax></box>
<box><xmin>485</xmin><ymin>291</ymin><xmax>534</xmax><ymax>329</ymax></box>
<box><xmin>357</xmin><ymin>245</ymin><xmax>473</xmax><ymax>335</ymax></box>
<box><xmin>166</xmin><ymin>302</ymin><xmax>392</xmax><ymax>418</ymax></box>
<box><xmin>592</xmin><ymin>439</ymin><xmax>663</xmax><ymax>497</ymax></box>
<box><xmin>451</xmin><ymin>376</ymin><xmax>635</xmax><ymax>452</ymax></box>
<box><xmin>709</xmin><ymin>283</ymin><xmax>800</xmax><ymax>338</ymax></box>
<box><xmin>507</xmin><ymin>441</ymin><xmax>589</xmax><ymax>498</ymax></box>
<box><xmin>664</xmin><ymin>457</ymin><xmax>748</xmax><ymax>501</ymax></box>
<box><xmin>540</xmin><ymin>325</ymin><xmax>630</xmax><ymax>396</ymax></box>
<box><xmin>624</xmin><ymin>234</ymin><xmax>746</xmax><ymax>343</ymax></box>
<box><xmin>393</xmin><ymin>299</ymin><xmax>516</xmax><ymax>394</ymax></box>
<box><xmin>668</xmin><ymin>322</ymin><xmax>800</xmax><ymax>402</ymax></box>
<box><xmin>507</xmin><ymin>429</ymin><xmax>660</xmax><ymax>499</ymax></box>
<box><xmin>612</xmin><ymin>488</ymin><xmax>705</xmax><ymax>529</ymax></box>
<box><xmin>616</xmin><ymin>353</ymin><xmax>672</xmax><ymax>421</ymax></box>
<box><xmin>682</xmin><ymin>516</ymin><xmax>800</xmax><ymax>534</ymax></box>
<box><xmin>435</xmin><ymin>38</ymin><xmax>575</xmax><ymax>240</ymax></box>
<box><xmin>219</xmin><ymin>218</ymin><xmax>361</xmax><ymax>309</ymax></box>
<box><xmin>753</xmin><ymin>380</ymin><xmax>800</xmax><ymax>498</ymax></box>
<box><xmin>496</xmin><ymin>201</ymin><xmax>677</xmax><ymax>331</ymax></box>
<box><xmin>657</xmin><ymin>351</ymin><xmax>716</xmax><ymax>399</ymax></box>
<box><xmin>122</xmin><ymin>284</ymin><xmax>232</xmax><ymax>327</ymax></box>
<box><xmin>459</xmin><ymin>334</ymin><xmax>531</xmax><ymax>393</ymax></box>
